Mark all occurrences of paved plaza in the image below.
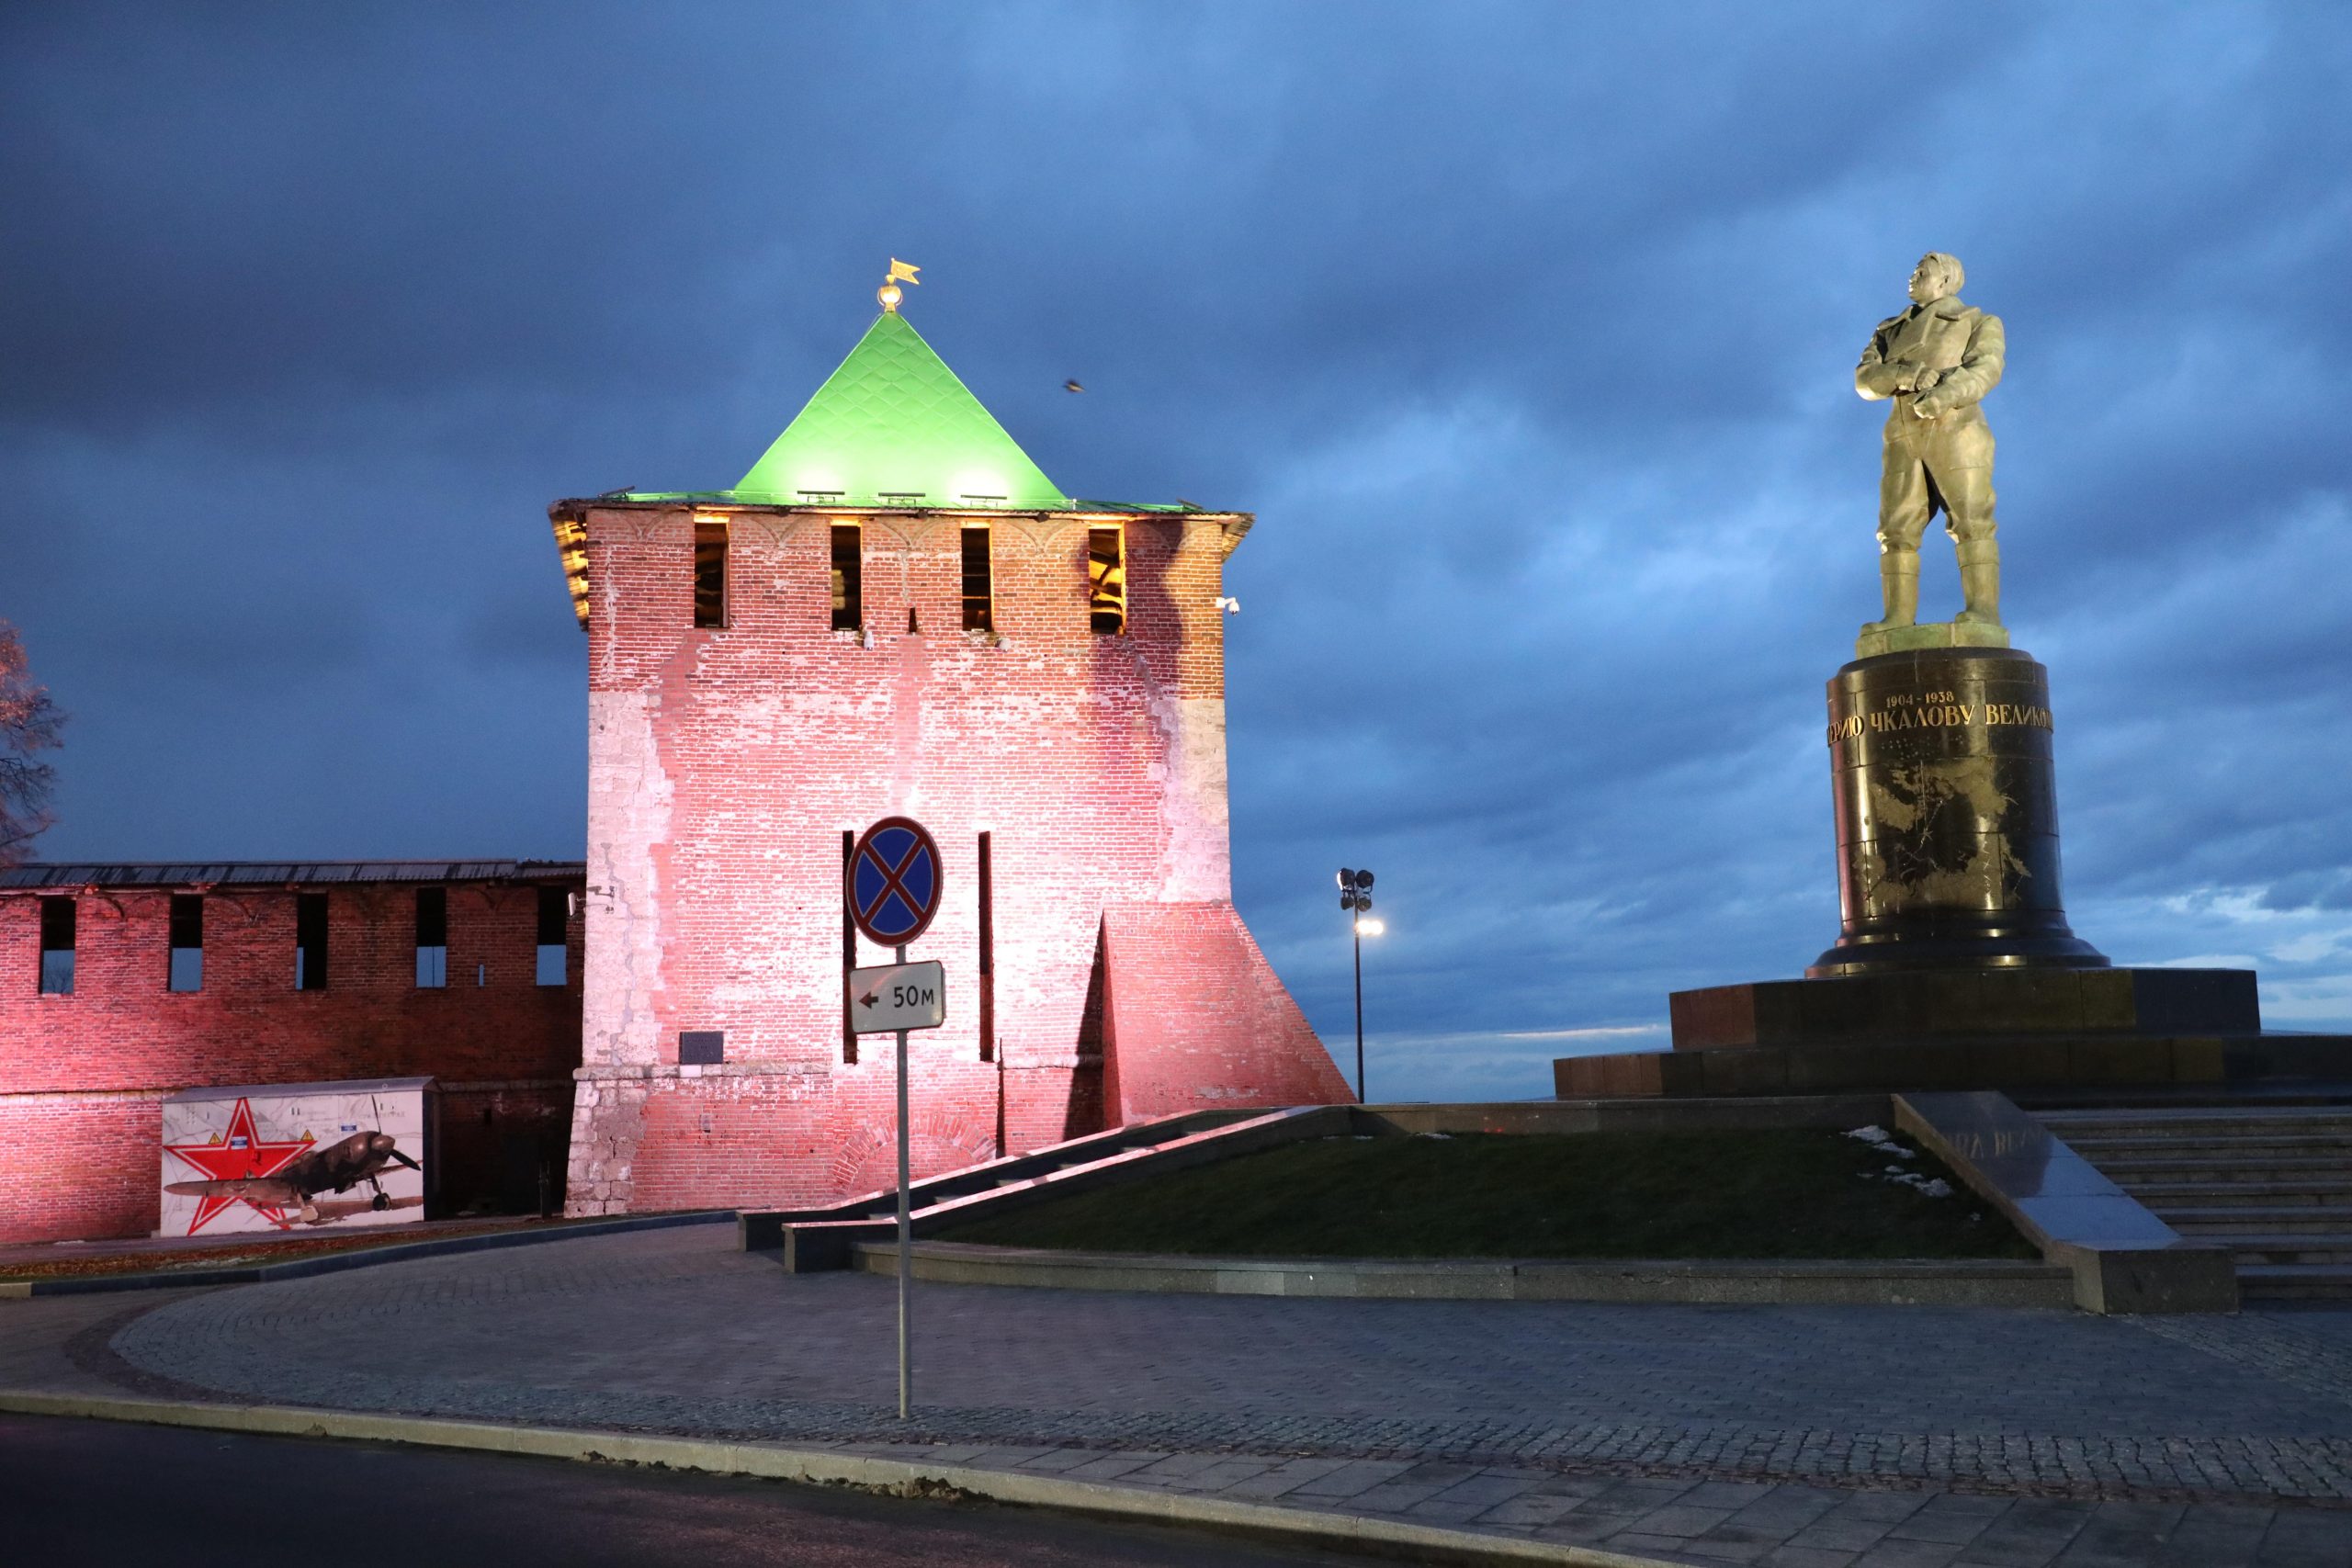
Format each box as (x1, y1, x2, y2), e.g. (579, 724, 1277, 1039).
(6, 1220, 2352, 1565)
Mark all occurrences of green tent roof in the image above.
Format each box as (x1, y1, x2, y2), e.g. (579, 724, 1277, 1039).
(727, 310, 1070, 509)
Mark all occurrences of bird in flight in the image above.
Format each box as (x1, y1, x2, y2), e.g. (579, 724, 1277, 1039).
(1064, 378, 1086, 393)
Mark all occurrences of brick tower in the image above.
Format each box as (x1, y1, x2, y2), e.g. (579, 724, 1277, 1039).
(553, 279, 1348, 1215)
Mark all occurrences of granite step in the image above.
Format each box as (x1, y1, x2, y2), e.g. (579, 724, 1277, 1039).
(2221, 1235, 2352, 1267)
(2121, 1179, 2352, 1206)
(2021, 1086, 2352, 1112)
(2050, 1106, 2352, 1124)
(2163, 1205, 2352, 1235)
(2237, 1262, 2352, 1300)
(2049, 1127, 2352, 1149)
(2060, 1133, 2352, 1161)
(2088, 1154, 2352, 1182)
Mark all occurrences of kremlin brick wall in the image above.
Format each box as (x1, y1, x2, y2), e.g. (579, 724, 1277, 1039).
(0, 873, 582, 1242)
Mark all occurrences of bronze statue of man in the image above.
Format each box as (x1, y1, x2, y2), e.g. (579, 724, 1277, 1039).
(1855, 253, 2006, 634)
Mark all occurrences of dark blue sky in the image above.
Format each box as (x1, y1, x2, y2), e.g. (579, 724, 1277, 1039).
(6, 4, 2349, 1098)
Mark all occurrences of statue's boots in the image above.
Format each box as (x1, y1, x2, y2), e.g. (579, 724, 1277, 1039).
(1955, 538, 2001, 626)
(1861, 549, 1919, 636)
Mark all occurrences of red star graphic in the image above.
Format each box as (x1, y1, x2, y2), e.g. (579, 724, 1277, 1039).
(164, 1097, 312, 1235)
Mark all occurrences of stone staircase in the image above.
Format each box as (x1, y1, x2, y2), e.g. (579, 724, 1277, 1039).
(2033, 1098, 2352, 1302)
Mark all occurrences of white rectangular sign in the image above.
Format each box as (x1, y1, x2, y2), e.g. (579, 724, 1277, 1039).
(849, 961, 946, 1034)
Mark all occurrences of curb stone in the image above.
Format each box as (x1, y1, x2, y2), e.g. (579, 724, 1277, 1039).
(854, 1240, 2074, 1308)
(0, 1390, 1684, 1567)
(0, 1210, 737, 1298)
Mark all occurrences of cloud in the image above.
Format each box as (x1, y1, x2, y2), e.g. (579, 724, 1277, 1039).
(6, 4, 2350, 1099)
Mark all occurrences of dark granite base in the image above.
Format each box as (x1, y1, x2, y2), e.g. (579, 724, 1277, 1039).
(1814, 647, 2108, 974)
(1555, 1032, 2352, 1101)
(1669, 967, 2257, 1051)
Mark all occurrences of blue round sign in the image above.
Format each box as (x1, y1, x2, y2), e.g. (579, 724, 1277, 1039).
(847, 817, 944, 947)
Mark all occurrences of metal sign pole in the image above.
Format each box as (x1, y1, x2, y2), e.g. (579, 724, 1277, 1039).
(1353, 921, 1365, 1103)
(1340, 867, 1375, 1105)
(895, 940, 911, 1421)
(845, 818, 944, 1427)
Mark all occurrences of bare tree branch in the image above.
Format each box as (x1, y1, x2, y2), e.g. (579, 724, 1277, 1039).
(0, 621, 64, 866)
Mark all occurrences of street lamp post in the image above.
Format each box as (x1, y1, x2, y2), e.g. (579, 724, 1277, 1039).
(1338, 868, 1383, 1102)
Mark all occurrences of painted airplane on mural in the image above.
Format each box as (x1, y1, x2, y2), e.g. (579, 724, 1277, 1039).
(164, 1096, 421, 1232)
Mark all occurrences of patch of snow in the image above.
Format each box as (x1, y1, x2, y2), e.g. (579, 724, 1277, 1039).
(1872, 1168, 1956, 1199)
(1848, 1124, 1917, 1163)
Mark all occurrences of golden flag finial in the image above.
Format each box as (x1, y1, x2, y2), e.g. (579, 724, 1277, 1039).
(878, 257, 921, 311)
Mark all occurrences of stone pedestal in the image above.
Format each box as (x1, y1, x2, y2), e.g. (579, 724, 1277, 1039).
(1547, 636, 2315, 1099)
(1671, 967, 2258, 1050)
(1811, 645, 2107, 976)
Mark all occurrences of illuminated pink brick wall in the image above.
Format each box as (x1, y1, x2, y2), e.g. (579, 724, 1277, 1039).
(563, 503, 1348, 1215)
(0, 876, 582, 1242)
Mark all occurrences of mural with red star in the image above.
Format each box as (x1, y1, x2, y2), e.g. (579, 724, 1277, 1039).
(162, 1097, 313, 1234)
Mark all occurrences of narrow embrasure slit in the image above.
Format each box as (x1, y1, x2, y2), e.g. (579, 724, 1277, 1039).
(962, 526, 993, 633)
(693, 520, 729, 628)
(1087, 526, 1125, 635)
(831, 524, 863, 631)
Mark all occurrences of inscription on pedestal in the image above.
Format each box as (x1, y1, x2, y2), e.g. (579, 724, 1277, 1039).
(1827, 692, 2054, 746)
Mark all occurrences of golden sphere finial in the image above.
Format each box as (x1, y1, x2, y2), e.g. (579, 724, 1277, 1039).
(878, 257, 920, 312)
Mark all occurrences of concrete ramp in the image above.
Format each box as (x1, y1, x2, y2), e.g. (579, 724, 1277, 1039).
(744, 1104, 1350, 1269)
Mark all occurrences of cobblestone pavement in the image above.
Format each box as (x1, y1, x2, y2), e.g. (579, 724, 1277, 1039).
(7, 1221, 2352, 1565)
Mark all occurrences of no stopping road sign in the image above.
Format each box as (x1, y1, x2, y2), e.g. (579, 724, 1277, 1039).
(847, 817, 944, 948)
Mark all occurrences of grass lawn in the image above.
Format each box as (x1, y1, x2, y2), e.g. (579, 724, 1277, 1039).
(934, 1128, 2040, 1261)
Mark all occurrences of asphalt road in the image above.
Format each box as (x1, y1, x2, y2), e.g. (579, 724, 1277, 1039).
(0, 1416, 1377, 1568)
